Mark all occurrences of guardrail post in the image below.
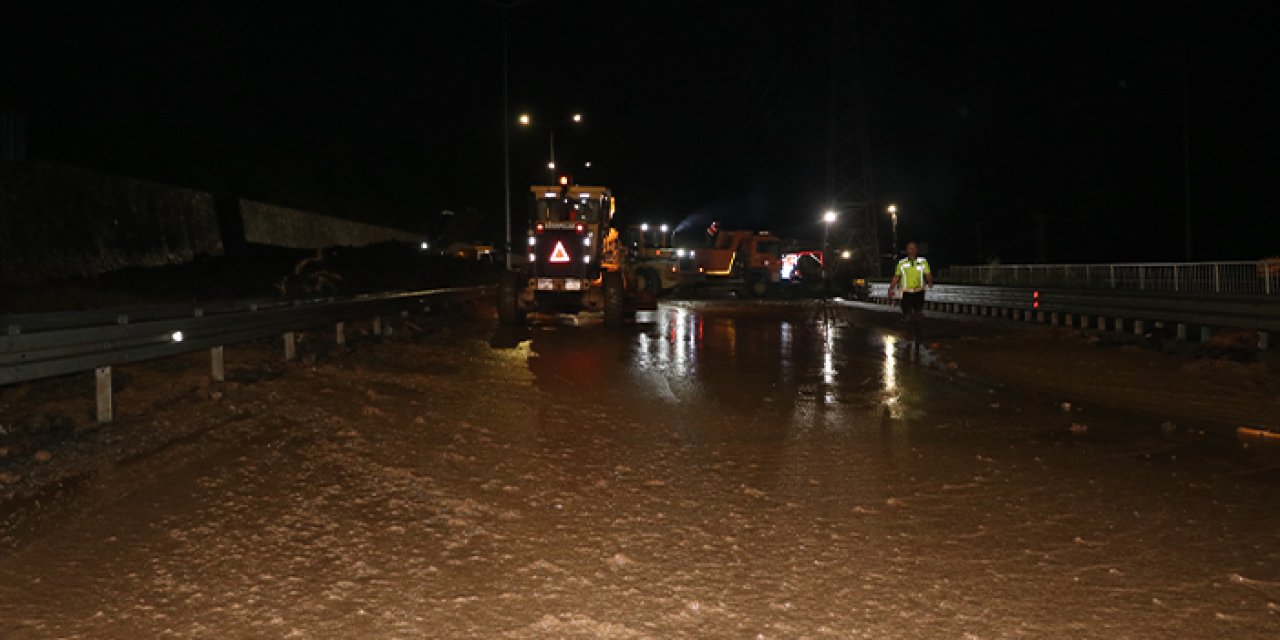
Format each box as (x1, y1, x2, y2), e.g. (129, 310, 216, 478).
(1097, 316, 1106, 331)
(1172, 266, 1179, 292)
(1176, 323, 1187, 341)
(1133, 320, 1144, 336)
(336, 322, 346, 346)
(211, 346, 224, 382)
(1109, 266, 1116, 289)
(1214, 265, 1221, 293)
(1259, 331, 1269, 351)
(1051, 312, 1059, 326)
(1064, 313, 1073, 327)
(284, 332, 297, 361)
(1114, 318, 1124, 333)
(1200, 326, 1212, 343)
(372, 316, 383, 336)
(1267, 263, 1273, 295)
(96, 366, 113, 424)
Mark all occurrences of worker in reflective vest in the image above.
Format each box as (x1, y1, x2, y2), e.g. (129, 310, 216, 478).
(888, 241, 932, 321)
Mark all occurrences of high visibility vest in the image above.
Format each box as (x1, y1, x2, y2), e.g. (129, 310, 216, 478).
(895, 257, 931, 292)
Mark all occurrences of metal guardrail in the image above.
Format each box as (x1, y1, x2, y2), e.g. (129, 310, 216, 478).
(943, 261, 1280, 296)
(1, 286, 489, 422)
(867, 283, 1280, 344)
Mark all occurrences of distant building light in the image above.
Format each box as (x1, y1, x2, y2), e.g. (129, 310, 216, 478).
(171, 331, 184, 343)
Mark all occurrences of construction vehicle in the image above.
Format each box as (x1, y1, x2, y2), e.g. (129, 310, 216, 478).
(619, 222, 680, 295)
(497, 179, 654, 327)
(676, 229, 783, 297)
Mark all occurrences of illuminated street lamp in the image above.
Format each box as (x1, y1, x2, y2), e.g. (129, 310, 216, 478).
(841, 250, 852, 260)
(572, 113, 583, 123)
(518, 113, 531, 125)
(887, 203, 899, 259)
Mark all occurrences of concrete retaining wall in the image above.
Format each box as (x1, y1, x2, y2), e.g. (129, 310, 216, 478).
(0, 162, 223, 285)
(239, 200, 426, 250)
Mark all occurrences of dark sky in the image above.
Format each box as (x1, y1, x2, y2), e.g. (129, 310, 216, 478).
(3, 1, 1277, 264)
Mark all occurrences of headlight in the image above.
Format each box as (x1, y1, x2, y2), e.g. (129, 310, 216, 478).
(676, 249, 687, 257)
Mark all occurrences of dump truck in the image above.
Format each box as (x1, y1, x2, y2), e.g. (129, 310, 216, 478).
(676, 229, 783, 297)
(497, 180, 655, 327)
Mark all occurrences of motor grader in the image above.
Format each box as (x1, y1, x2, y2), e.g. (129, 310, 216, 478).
(497, 180, 656, 327)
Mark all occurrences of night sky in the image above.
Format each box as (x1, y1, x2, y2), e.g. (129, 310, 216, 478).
(2, 1, 1277, 265)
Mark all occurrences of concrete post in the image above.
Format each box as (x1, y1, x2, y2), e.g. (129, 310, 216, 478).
(1200, 326, 1212, 343)
(210, 346, 224, 382)
(284, 332, 296, 361)
(1176, 323, 1187, 340)
(336, 322, 346, 346)
(1133, 320, 1144, 336)
(372, 316, 383, 336)
(1259, 331, 1270, 350)
(95, 366, 113, 424)
(1065, 313, 1073, 327)
(1097, 316, 1106, 331)
(1114, 318, 1124, 333)
(1051, 312, 1059, 326)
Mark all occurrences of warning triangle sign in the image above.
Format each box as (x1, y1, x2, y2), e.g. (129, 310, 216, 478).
(549, 240, 571, 263)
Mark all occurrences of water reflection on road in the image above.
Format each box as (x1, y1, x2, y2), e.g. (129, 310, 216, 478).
(526, 301, 936, 436)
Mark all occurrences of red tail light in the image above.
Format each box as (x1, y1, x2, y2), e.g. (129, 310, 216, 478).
(535, 223, 545, 234)
(575, 223, 585, 234)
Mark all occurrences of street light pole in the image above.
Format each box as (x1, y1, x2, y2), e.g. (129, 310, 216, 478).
(887, 203, 899, 261)
(501, 8, 512, 269)
(548, 130, 556, 182)
(822, 210, 837, 285)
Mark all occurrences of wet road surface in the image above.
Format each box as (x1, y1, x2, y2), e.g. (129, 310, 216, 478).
(1, 300, 1278, 638)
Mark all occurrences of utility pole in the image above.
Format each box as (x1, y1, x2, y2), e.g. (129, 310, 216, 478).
(1181, 41, 1193, 261)
(502, 7, 512, 268)
(825, 0, 880, 276)
(1036, 214, 1048, 263)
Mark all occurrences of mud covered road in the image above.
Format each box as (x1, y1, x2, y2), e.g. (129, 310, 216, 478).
(1, 301, 1278, 638)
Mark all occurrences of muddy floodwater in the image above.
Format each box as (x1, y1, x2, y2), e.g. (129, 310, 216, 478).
(1, 301, 1278, 638)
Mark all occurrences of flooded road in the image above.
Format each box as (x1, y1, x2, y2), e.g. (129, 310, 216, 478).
(1, 301, 1278, 638)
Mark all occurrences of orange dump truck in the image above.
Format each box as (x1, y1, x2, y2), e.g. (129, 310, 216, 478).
(676, 230, 782, 297)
